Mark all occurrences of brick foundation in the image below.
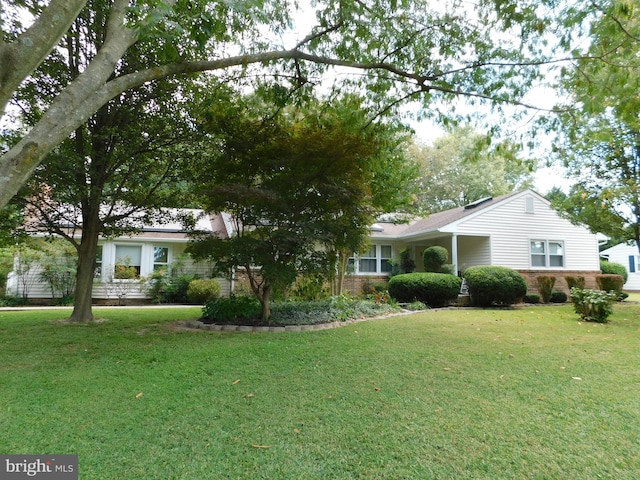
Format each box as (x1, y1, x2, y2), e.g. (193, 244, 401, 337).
(516, 270, 600, 294)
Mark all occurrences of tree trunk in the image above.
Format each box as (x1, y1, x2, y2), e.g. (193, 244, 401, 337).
(68, 207, 101, 322)
(259, 284, 272, 322)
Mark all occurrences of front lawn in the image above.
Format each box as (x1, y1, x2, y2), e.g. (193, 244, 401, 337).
(1, 304, 639, 479)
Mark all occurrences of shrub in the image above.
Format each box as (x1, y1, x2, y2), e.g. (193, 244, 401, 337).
(595, 274, 625, 295)
(186, 278, 221, 304)
(524, 293, 540, 304)
(201, 294, 261, 324)
(550, 290, 568, 303)
(536, 275, 556, 303)
(570, 287, 617, 323)
(464, 265, 527, 307)
(565, 276, 585, 290)
(399, 249, 416, 274)
(423, 246, 449, 273)
(600, 260, 628, 283)
(387, 272, 462, 307)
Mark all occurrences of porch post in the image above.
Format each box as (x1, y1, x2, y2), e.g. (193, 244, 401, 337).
(451, 234, 459, 275)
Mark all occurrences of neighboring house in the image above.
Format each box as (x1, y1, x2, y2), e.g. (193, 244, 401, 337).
(600, 242, 640, 291)
(344, 189, 604, 295)
(6, 209, 233, 303)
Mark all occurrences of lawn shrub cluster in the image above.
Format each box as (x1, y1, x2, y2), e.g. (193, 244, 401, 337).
(600, 260, 628, 282)
(146, 269, 200, 304)
(536, 275, 556, 303)
(200, 294, 400, 326)
(550, 291, 568, 303)
(464, 265, 526, 307)
(570, 287, 618, 323)
(387, 272, 462, 307)
(596, 274, 625, 294)
(186, 279, 221, 304)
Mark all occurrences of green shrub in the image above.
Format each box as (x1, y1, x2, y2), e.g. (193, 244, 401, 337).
(464, 265, 527, 307)
(570, 287, 617, 323)
(600, 260, 628, 283)
(536, 275, 556, 303)
(595, 274, 625, 295)
(290, 274, 329, 301)
(550, 290, 568, 303)
(387, 272, 462, 307)
(186, 278, 221, 305)
(524, 293, 540, 304)
(565, 276, 585, 290)
(399, 249, 416, 274)
(423, 246, 449, 273)
(201, 294, 261, 324)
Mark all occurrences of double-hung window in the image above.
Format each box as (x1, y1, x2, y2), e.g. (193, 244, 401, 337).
(153, 247, 169, 271)
(530, 240, 564, 268)
(350, 245, 393, 274)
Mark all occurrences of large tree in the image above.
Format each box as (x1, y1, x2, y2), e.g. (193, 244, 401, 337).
(409, 126, 536, 213)
(12, 2, 206, 322)
(1, 0, 595, 209)
(550, 0, 640, 252)
(187, 92, 418, 320)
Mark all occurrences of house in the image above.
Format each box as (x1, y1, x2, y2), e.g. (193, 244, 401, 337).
(600, 242, 640, 291)
(5, 209, 233, 303)
(344, 189, 603, 295)
(7, 189, 604, 302)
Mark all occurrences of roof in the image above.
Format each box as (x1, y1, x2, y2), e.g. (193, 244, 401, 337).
(371, 190, 526, 239)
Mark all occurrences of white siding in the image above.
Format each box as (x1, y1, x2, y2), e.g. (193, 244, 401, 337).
(452, 192, 600, 271)
(600, 243, 640, 291)
(457, 235, 491, 270)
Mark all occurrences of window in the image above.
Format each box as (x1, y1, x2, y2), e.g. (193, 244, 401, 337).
(530, 240, 564, 268)
(630, 255, 639, 273)
(115, 245, 142, 278)
(95, 245, 103, 279)
(350, 244, 393, 274)
(153, 247, 169, 271)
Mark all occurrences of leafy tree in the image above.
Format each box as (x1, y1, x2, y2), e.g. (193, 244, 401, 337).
(1, 0, 595, 209)
(11, 3, 206, 322)
(410, 126, 536, 212)
(551, 1, 640, 253)
(187, 92, 418, 320)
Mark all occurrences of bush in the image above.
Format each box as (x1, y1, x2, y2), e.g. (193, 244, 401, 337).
(201, 294, 261, 324)
(570, 287, 617, 323)
(600, 260, 628, 283)
(565, 276, 585, 290)
(550, 290, 568, 303)
(399, 249, 416, 274)
(387, 272, 462, 307)
(536, 275, 556, 303)
(186, 278, 221, 304)
(595, 274, 625, 295)
(464, 265, 527, 307)
(423, 246, 449, 273)
(147, 270, 199, 304)
(524, 293, 540, 304)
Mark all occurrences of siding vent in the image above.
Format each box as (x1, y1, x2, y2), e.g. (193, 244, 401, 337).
(525, 196, 534, 213)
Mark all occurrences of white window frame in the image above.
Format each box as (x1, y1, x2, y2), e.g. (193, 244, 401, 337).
(530, 240, 565, 268)
(114, 244, 143, 279)
(349, 244, 393, 275)
(153, 246, 170, 272)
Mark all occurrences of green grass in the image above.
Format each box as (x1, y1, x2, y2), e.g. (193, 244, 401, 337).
(1, 304, 640, 479)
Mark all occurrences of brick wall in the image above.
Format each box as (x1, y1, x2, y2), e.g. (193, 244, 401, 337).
(517, 270, 600, 294)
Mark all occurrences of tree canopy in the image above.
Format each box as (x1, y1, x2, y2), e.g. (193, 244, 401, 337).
(0, 0, 597, 209)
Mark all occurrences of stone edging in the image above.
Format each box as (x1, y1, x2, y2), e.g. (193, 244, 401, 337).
(181, 310, 418, 333)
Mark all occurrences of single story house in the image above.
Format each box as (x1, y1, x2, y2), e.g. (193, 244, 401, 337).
(600, 242, 640, 291)
(343, 189, 604, 295)
(6, 189, 604, 302)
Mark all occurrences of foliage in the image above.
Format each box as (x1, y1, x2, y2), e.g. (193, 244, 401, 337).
(423, 246, 449, 273)
(595, 274, 625, 295)
(387, 273, 462, 307)
(186, 279, 222, 305)
(289, 274, 330, 302)
(464, 265, 527, 307)
(564, 276, 585, 290)
(399, 248, 416, 274)
(524, 293, 541, 304)
(600, 260, 628, 283)
(146, 269, 199, 304)
(188, 92, 418, 320)
(570, 287, 618, 323)
(536, 275, 556, 303)
(201, 294, 263, 324)
(409, 127, 536, 213)
(550, 291, 568, 303)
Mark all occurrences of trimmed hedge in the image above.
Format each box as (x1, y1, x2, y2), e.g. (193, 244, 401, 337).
(387, 272, 462, 307)
(565, 276, 585, 290)
(550, 290, 568, 303)
(464, 265, 527, 307)
(595, 274, 625, 294)
(187, 278, 222, 304)
(600, 260, 628, 282)
(536, 275, 556, 303)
